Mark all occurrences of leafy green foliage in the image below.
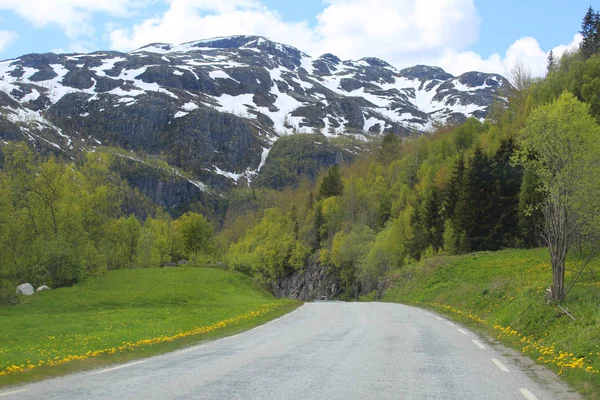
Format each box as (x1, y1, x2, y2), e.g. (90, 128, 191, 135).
(254, 134, 351, 189)
(227, 208, 310, 284)
(331, 225, 375, 299)
(0, 145, 217, 302)
(319, 164, 344, 199)
(514, 92, 600, 300)
(377, 133, 402, 164)
(172, 212, 215, 259)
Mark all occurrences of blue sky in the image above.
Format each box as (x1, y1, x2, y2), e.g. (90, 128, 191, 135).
(0, 0, 588, 76)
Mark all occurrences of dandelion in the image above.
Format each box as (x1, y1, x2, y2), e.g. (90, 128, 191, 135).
(1, 302, 290, 377)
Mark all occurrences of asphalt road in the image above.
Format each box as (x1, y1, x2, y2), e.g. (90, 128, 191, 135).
(0, 302, 580, 400)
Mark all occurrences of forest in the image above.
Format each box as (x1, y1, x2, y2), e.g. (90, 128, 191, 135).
(2, 8, 600, 304)
(220, 12, 600, 301)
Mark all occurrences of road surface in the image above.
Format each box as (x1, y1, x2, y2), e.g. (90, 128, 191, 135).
(0, 302, 580, 400)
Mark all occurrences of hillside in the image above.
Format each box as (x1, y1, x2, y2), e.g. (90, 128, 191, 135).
(382, 249, 600, 398)
(0, 267, 298, 385)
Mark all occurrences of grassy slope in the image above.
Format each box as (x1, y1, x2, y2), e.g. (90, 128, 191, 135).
(382, 248, 600, 399)
(0, 267, 299, 386)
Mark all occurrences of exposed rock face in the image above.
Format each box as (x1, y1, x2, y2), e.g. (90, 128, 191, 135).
(109, 155, 225, 217)
(272, 260, 340, 301)
(16, 283, 34, 296)
(0, 35, 512, 194)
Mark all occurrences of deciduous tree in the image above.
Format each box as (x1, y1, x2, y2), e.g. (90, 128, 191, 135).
(514, 92, 600, 300)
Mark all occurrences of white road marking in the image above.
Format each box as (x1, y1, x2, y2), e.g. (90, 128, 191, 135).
(436, 316, 444, 321)
(445, 321, 456, 326)
(472, 340, 486, 349)
(416, 310, 424, 314)
(519, 388, 538, 400)
(492, 358, 509, 372)
(425, 312, 432, 316)
(457, 329, 468, 335)
(0, 389, 29, 397)
(88, 360, 146, 375)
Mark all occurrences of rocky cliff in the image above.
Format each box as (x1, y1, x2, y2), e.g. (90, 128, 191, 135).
(272, 260, 340, 301)
(0, 35, 512, 193)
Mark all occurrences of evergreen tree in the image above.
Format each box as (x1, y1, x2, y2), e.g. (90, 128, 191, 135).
(313, 202, 324, 250)
(290, 205, 299, 240)
(408, 204, 427, 260)
(319, 165, 344, 198)
(377, 133, 402, 164)
(440, 154, 467, 254)
(423, 188, 444, 252)
(376, 195, 392, 228)
(580, 7, 600, 59)
(547, 50, 556, 73)
(488, 139, 523, 248)
(455, 148, 495, 251)
(442, 153, 465, 220)
(307, 191, 314, 210)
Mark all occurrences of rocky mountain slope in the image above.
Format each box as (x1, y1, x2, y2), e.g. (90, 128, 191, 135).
(0, 35, 511, 189)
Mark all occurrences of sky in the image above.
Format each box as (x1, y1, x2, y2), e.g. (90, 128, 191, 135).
(0, 0, 589, 77)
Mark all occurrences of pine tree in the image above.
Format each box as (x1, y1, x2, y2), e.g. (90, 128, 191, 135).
(488, 139, 523, 249)
(580, 7, 600, 59)
(307, 191, 314, 210)
(377, 133, 402, 164)
(290, 205, 299, 240)
(376, 195, 392, 228)
(423, 188, 444, 252)
(455, 148, 495, 251)
(547, 50, 556, 73)
(319, 165, 344, 198)
(312, 202, 324, 250)
(441, 153, 465, 220)
(408, 205, 427, 260)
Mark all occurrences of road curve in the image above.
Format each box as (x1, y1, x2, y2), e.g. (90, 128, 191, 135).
(1, 302, 579, 400)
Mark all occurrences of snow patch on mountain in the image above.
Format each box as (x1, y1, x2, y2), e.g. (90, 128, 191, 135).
(0, 35, 512, 188)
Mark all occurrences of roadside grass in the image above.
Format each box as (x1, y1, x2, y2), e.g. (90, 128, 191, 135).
(0, 267, 300, 386)
(382, 248, 600, 399)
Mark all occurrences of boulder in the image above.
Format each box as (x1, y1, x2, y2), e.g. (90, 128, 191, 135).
(177, 260, 188, 265)
(164, 262, 177, 267)
(16, 283, 34, 296)
(36, 285, 51, 292)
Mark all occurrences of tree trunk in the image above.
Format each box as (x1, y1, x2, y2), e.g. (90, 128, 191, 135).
(545, 199, 569, 301)
(551, 254, 566, 301)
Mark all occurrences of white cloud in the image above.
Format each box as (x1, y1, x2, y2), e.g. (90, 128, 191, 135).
(438, 34, 582, 77)
(5, 0, 579, 78)
(108, 0, 316, 52)
(107, 0, 479, 60)
(0, 30, 18, 52)
(310, 0, 480, 62)
(0, 0, 146, 38)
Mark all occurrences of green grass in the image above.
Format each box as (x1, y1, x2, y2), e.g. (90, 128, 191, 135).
(382, 248, 600, 399)
(0, 267, 299, 386)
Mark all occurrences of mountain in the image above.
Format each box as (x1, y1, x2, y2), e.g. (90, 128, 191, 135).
(0, 35, 511, 191)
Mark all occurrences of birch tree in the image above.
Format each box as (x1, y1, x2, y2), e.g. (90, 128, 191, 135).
(514, 92, 600, 301)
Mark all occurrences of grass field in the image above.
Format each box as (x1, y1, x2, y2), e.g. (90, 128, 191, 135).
(0, 267, 299, 386)
(382, 248, 600, 399)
